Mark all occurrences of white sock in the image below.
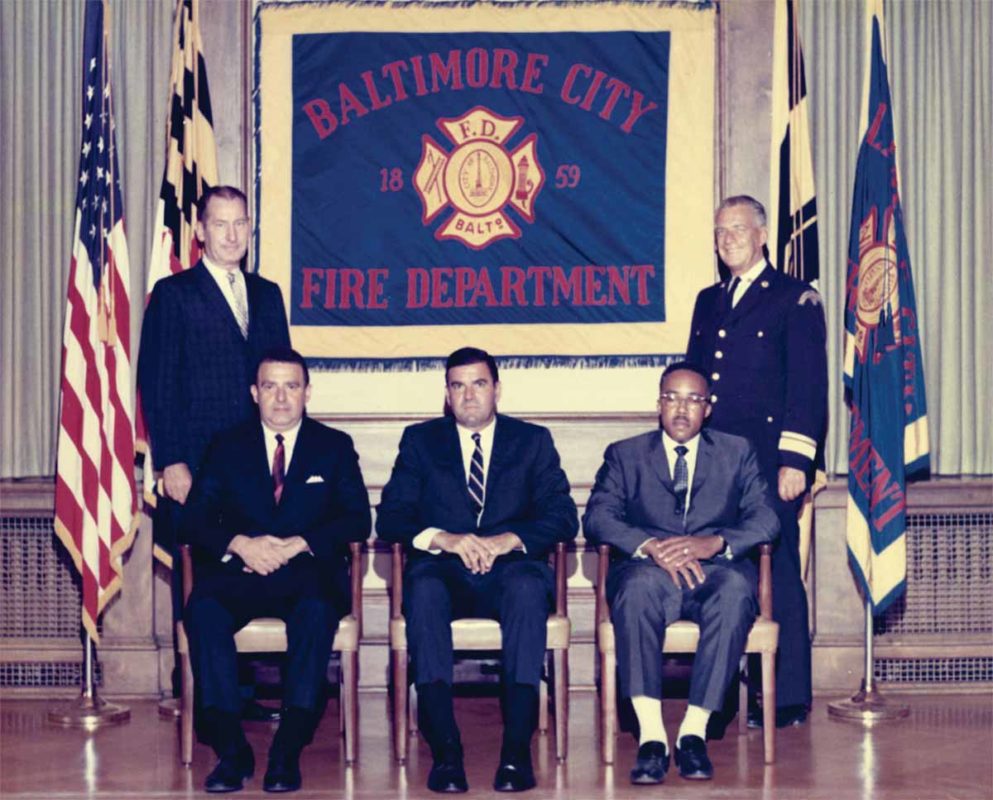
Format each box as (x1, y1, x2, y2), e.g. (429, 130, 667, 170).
(677, 704, 711, 746)
(631, 696, 668, 747)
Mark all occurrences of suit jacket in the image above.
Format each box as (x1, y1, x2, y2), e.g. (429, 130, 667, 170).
(582, 428, 779, 564)
(183, 416, 371, 585)
(376, 414, 578, 559)
(686, 264, 827, 480)
(137, 261, 290, 473)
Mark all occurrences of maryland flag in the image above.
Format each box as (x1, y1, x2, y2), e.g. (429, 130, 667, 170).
(55, 0, 138, 643)
(769, 0, 819, 285)
(770, 0, 823, 576)
(844, 0, 930, 613)
(137, 0, 218, 566)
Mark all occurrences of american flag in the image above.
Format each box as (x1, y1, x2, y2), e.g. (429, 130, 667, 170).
(844, 0, 930, 612)
(54, 0, 138, 644)
(769, 0, 819, 286)
(136, 0, 218, 567)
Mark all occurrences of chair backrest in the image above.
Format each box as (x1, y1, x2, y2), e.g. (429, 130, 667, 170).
(179, 540, 365, 634)
(593, 542, 774, 625)
(389, 541, 569, 619)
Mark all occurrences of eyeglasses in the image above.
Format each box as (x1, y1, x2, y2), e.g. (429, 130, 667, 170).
(659, 392, 709, 408)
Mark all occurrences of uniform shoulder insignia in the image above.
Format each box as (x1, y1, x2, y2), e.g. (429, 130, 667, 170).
(797, 288, 822, 306)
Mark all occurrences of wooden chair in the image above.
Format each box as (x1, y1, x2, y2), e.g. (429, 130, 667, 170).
(389, 542, 570, 764)
(595, 543, 779, 765)
(176, 541, 364, 766)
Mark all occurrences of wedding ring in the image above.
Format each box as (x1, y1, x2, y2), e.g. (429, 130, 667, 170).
(683, 547, 689, 554)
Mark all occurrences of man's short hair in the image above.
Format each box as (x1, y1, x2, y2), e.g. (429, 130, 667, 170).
(197, 185, 248, 220)
(445, 347, 499, 384)
(256, 346, 310, 386)
(716, 195, 767, 227)
(660, 361, 711, 390)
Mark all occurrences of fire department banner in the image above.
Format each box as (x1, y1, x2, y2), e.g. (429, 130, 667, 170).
(255, 1, 715, 364)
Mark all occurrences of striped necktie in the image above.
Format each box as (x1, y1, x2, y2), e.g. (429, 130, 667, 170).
(467, 432, 485, 517)
(272, 433, 285, 504)
(227, 271, 249, 338)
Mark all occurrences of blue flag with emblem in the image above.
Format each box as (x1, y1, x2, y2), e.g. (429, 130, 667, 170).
(843, 0, 930, 614)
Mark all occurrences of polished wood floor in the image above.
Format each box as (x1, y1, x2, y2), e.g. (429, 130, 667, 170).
(1, 692, 990, 799)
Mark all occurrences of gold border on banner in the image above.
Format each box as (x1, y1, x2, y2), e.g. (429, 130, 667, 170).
(256, 1, 716, 360)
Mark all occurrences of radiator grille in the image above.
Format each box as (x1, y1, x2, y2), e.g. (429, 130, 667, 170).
(0, 516, 88, 638)
(0, 662, 101, 688)
(874, 512, 993, 636)
(875, 657, 992, 684)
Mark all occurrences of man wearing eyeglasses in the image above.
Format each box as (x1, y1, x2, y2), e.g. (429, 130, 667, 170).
(584, 362, 779, 784)
(686, 195, 827, 730)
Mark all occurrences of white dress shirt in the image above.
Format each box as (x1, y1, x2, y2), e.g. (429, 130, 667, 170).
(413, 417, 496, 553)
(202, 256, 248, 323)
(729, 258, 767, 308)
(262, 419, 302, 475)
(634, 431, 701, 557)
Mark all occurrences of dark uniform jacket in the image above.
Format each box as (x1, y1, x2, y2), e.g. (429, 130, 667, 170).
(686, 263, 827, 480)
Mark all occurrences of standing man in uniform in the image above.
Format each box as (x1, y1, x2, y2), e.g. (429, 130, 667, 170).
(138, 185, 291, 719)
(377, 347, 578, 794)
(686, 195, 827, 728)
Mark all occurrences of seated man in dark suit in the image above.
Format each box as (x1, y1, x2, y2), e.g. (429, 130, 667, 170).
(377, 347, 579, 794)
(183, 347, 371, 794)
(583, 362, 779, 785)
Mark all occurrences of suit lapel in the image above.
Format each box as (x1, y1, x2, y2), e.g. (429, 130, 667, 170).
(690, 432, 713, 502)
(727, 264, 773, 323)
(648, 433, 676, 497)
(245, 423, 275, 510)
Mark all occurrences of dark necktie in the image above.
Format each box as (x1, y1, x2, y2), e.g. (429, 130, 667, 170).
(673, 445, 689, 519)
(272, 433, 285, 504)
(467, 432, 485, 517)
(726, 276, 741, 308)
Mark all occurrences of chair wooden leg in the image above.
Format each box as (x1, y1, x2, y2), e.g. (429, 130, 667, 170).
(392, 649, 409, 764)
(342, 649, 358, 765)
(761, 651, 776, 764)
(738, 655, 748, 735)
(538, 671, 549, 734)
(600, 650, 617, 765)
(179, 643, 194, 766)
(553, 648, 568, 763)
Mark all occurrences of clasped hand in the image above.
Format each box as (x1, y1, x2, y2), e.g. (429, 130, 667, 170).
(431, 531, 522, 574)
(228, 534, 310, 576)
(641, 534, 724, 589)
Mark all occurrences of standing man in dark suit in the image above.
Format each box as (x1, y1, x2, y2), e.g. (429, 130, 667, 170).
(377, 347, 578, 794)
(584, 362, 778, 784)
(138, 185, 290, 719)
(686, 194, 827, 728)
(183, 347, 371, 793)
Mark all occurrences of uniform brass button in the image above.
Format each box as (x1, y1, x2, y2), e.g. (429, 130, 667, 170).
(715, 350, 724, 359)
(757, 331, 764, 338)
(711, 372, 720, 381)
(710, 394, 718, 403)
(718, 329, 727, 338)
(767, 416, 774, 423)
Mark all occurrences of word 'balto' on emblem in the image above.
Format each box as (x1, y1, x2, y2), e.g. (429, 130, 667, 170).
(414, 106, 544, 250)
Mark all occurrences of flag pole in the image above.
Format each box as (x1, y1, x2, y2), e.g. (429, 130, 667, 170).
(48, 632, 130, 729)
(827, 597, 909, 722)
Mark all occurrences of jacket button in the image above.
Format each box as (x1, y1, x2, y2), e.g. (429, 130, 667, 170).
(757, 330, 764, 338)
(711, 372, 720, 381)
(718, 329, 727, 338)
(715, 350, 724, 359)
(767, 416, 774, 423)
(710, 394, 718, 404)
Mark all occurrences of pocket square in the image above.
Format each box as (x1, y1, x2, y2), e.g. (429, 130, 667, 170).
(305, 474, 325, 484)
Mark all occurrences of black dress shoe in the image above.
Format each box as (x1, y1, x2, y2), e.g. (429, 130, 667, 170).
(263, 751, 302, 793)
(204, 747, 255, 793)
(630, 740, 669, 785)
(427, 739, 468, 794)
(493, 759, 536, 792)
(675, 735, 713, 780)
(242, 700, 282, 723)
(747, 703, 809, 729)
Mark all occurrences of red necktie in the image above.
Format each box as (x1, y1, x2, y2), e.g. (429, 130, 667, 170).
(272, 433, 285, 504)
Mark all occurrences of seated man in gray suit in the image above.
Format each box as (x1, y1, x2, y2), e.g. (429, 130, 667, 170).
(583, 362, 778, 784)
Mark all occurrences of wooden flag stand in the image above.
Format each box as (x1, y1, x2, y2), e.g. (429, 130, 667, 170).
(48, 633, 130, 729)
(827, 599, 909, 723)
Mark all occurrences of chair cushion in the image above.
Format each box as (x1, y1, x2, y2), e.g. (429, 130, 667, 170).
(228, 615, 358, 653)
(390, 614, 570, 650)
(597, 618, 778, 655)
